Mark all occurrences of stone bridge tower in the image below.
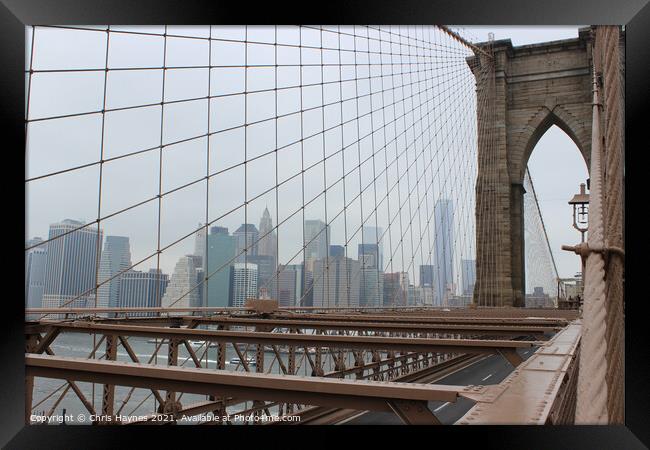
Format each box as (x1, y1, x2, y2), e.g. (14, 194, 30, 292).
(468, 28, 595, 307)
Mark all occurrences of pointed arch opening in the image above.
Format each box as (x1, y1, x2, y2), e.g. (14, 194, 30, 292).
(524, 124, 589, 303)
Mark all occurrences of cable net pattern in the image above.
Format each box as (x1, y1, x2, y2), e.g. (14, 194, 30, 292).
(523, 167, 560, 307)
(25, 25, 481, 317)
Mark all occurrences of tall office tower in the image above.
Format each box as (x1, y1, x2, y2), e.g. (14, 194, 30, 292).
(25, 237, 47, 318)
(206, 226, 236, 307)
(304, 219, 329, 262)
(407, 284, 420, 306)
(96, 236, 131, 310)
(419, 265, 435, 287)
(248, 254, 276, 299)
(193, 223, 207, 268)
(42, 219, 103, 309)
(329, 245, 345, 259)
(257, 207, 277, 260)
(421, 286, 435, 306)
(195, 266, 208, 307)
(118, 269, 169, 317)
(461, 259, 477, 296)
(229, 263, 258, 307)
(25, 237, 47, 310)
(161, 255, 202, 309)
(434, 199, 454, 305)
(358, 243, 383, 307)
(312, 254, 360, 308)
(277, 264, 303, 307)
(304, 219, 329, 307)
(383, 272, 409, 306)
(303, 268, 314, 307)
(233, 223, 259, 263)
(362, 226, 384, 270)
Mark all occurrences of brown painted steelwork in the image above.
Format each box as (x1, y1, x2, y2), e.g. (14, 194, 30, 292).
(26, 322, 537, 355)
(456, 320, 581, 425)
(26, 354, 473, 412)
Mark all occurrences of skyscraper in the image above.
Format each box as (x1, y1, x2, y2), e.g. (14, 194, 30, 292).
(358, 243, 383, 307)
(256, 207, 278, 299)
(383, 272, 409, 307)
(419, 265, 435, 288)
(434, 199, 454, 305)
(25, 237, 47, 309)
(304, 220, 329, 307)
(362, 226, 384, 270)
(161, 255, 202, 309)
(304, 219, 329, 262)
(312, 253, 360, 308)
(229, 263, 258, 307)
(329, 245, 345, 259)
(42, 219, 103, 309)
(461, 259, 476, 296)
(193, 223, 207, 268)
(119, 269, 169, 316)
(248, 254, 277, 299)
(206, 226, 237, 307)
(277, 264, 303, 307)
(257, 207, 277, 261)
(233, 223, 259, 263)
(97, 236, 131, 310)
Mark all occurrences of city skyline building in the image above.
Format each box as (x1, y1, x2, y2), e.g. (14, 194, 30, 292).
(248, 254, 277, 300)
(42, 219, 103, 309)
(312, 254, 360, 308)
(257, 207, 277, 260)
(462, 259, 477, 296)
(161, 255, 202, 309)
(97, 236, 131, 310)
(25, 237, 47, 309)
(359, 243, 383, 307)
(329, 244, 345, 259)
(277, 264, 303, 307)
(118, 269, 169, 316)
(362, 226, 384, 270)
(229, 262, 258, 307)
(304, 220, 329, 307)
(206, 226, 236, 308)
(383, 272, 409, 307)
(193, 223, 207, 276)
(434, 199, 455, 305)
(233, 223, 259, 263)
(419, 264, 435, 288)
(304, 219, 329, 262)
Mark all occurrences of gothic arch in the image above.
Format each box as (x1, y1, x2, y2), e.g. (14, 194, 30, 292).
(515, 105, 591, 184)
(469, 30, 595, 306)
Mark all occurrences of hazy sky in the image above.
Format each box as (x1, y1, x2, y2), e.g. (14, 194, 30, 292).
(25, 25, 589, 289)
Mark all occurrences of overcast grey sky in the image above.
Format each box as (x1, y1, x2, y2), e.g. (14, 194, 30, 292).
(25, 25, 589, 289)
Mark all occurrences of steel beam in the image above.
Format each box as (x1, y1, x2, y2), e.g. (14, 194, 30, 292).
(26, 354, 468, 412)
(170, 317, 560, 336)
(387, 399, 442, 425)
(30, 322, 537, 356)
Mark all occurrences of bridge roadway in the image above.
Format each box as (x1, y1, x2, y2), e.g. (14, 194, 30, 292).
(342, 346, 536, 425)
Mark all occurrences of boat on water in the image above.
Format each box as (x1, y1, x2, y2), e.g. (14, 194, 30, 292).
(188, 340, 219, 348)
(228, 357, 256, 366)
(147, 339, 217, 348)
(263, 346, 317, 355)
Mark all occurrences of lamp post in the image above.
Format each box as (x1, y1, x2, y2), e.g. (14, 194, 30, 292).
(568, 183, 590, 242)
(561, 183, 590, 310)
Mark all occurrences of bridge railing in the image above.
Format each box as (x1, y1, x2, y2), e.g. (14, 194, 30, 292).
(25, 307, 578, 425)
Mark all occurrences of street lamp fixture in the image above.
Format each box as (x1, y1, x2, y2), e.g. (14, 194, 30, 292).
(568, 183, 589, 242)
